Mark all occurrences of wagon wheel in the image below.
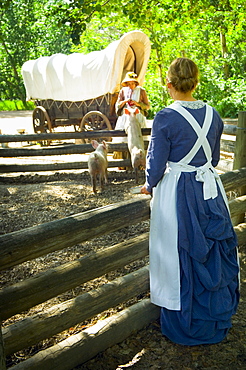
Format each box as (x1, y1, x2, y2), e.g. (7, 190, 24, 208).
(33, 106, 52, 145)
(79, 111, 112, 143)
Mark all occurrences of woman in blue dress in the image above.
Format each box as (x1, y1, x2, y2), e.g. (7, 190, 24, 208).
(141, 58, 239, 345)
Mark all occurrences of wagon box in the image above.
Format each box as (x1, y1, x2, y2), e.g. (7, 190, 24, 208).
(21, 31, 151, 136)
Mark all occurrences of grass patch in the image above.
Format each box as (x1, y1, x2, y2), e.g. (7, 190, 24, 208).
(0, 100, 35, 111)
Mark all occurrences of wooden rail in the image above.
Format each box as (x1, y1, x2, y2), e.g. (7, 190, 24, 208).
(0, 124, 236, 144)
(6, 299, 160, 370)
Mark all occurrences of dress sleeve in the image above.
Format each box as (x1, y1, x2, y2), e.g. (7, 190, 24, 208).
(145, 111, 171, 193)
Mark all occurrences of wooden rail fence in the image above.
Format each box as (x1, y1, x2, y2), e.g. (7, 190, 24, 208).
(0, 167, 246, 370)
(0, 113, 245, 174)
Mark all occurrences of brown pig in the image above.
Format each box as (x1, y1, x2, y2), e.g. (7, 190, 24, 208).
(88, 140, 108, 193)
(124, 108, 146, 184)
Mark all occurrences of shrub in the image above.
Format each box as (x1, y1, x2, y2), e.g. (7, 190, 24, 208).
(0, 100, 35, 111)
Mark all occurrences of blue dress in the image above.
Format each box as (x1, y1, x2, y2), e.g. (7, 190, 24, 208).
(145, 100, 239, 346)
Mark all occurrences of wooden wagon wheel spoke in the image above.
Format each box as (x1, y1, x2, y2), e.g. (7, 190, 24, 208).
(91, 116, 98, 129)
(32, 106, 52, 146)
(98, 115, 108, 130)
(79, 111, 112, 143)
(93, 114, 103, 130)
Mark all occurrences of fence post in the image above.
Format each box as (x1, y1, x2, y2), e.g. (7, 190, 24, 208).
(232, 111, 246, 225)
(0, 324, 6, 370)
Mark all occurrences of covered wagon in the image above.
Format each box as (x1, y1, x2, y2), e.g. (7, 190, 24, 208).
(21, 30, 151, 135)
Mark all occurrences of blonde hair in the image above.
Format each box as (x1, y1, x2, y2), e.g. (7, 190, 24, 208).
(167, 58, 199, 93)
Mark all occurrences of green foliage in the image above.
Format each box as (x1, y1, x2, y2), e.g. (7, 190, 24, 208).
(71, 22, 128, 53)
(195, 64, 246, 117)
(0, 0, 72, 101)
(0, 100, 35, 111)
(212, 79, 246, 118)
(0, 0, 245, 118)
(46, 0, 111, 44)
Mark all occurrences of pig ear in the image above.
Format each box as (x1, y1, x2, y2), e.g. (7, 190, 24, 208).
(102, 140, 107, 149)
(124, 108, 130, 115)
(91, 140, 99, 149)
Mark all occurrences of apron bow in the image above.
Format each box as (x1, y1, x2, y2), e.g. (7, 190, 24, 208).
(195, 162, 219, 200)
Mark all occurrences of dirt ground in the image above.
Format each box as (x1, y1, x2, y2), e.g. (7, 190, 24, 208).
(0, 169, 245, 370)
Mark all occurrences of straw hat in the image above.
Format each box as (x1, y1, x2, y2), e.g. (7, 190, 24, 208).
(121, 71, 139, 87)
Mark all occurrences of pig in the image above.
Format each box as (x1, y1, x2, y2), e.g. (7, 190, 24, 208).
(88, 140, 108, 193)
(124, 107, 146, 184)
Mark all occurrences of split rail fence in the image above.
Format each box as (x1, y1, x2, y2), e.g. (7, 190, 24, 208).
(0, 113, 244, 175)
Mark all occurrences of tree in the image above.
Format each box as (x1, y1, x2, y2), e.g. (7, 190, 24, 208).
(0, 0, 72, 101)
(0, 0, 245, 116)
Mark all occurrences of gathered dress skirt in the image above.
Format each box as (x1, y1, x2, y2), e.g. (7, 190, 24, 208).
(158, 172, 239, 345)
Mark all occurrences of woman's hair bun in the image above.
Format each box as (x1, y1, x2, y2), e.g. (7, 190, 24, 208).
(167, 58, 199, 93)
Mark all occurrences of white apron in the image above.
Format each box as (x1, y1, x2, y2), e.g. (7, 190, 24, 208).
(149, 102, 229, 309)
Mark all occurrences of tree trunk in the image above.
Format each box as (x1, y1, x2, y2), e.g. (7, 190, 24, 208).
(0, 32, 25, 100)
(220, 31, 229, 78)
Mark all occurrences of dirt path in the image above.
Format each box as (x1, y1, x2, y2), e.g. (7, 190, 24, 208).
(0, 110, 33, 135)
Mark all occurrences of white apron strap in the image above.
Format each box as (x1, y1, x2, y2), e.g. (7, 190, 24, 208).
(169, 103, 229, 209)
(169, 103, 213, 164)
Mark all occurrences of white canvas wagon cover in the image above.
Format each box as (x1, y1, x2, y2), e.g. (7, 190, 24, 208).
(21, 30, 151, 102)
